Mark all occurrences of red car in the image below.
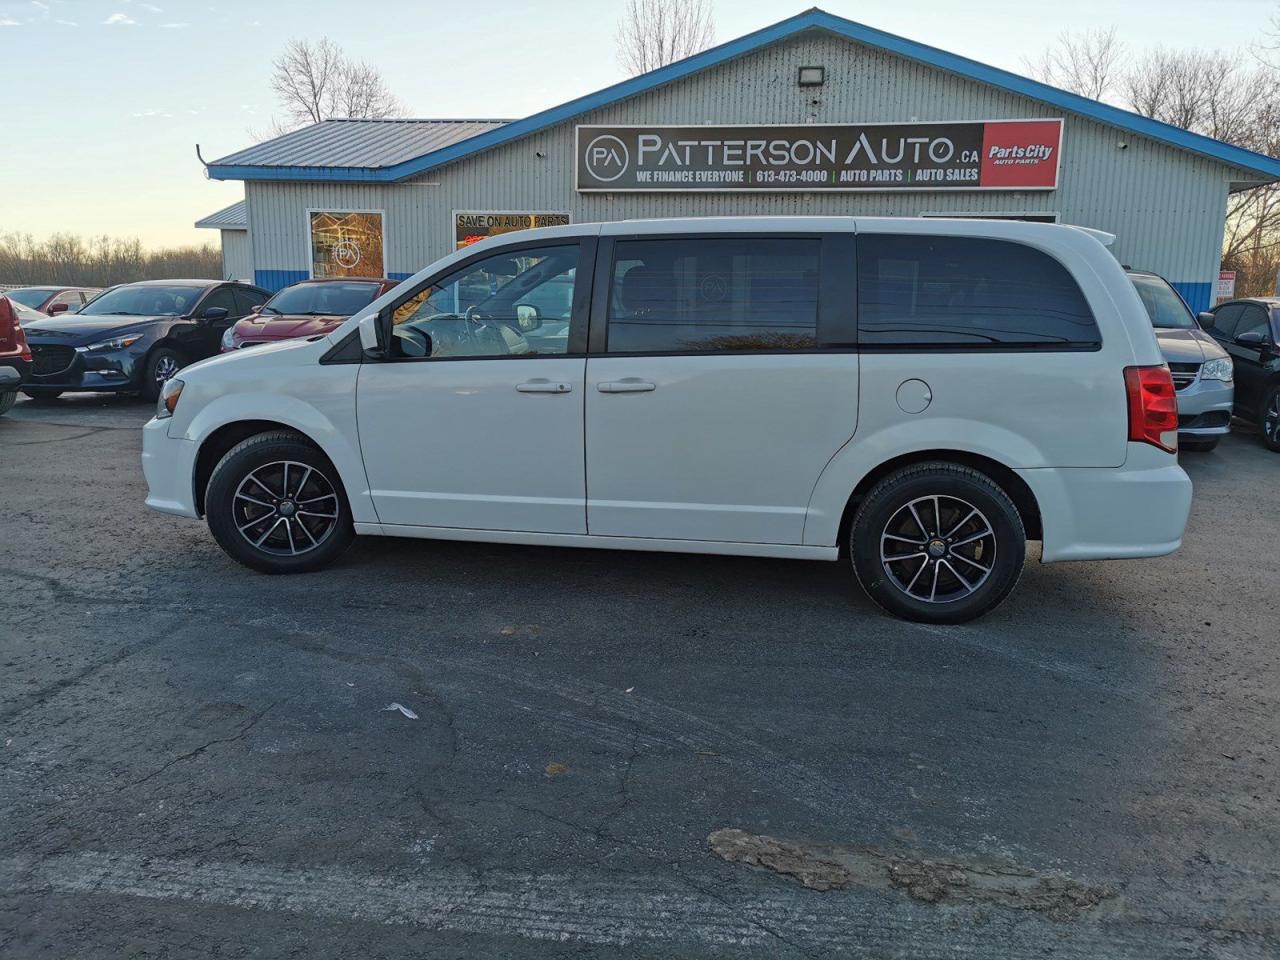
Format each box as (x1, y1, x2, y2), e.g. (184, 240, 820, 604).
(221, 277, 400, 352)
(4, 286, 101, 315)
(0, 296, 36, 416)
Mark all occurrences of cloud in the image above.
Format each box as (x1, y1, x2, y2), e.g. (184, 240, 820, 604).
(131, 108, 173, 119)
(136, 2, 162, 12)
(160, 21, 189, 28)
(54, 19, 77, 26)
(0, 18, 20, 27)
(103, 12, 136, 25)
(30, 1, 49, 11)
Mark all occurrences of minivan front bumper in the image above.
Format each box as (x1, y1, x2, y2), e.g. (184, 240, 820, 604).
(1016, 444, 1192, 563)
(142, 416, 200, 518)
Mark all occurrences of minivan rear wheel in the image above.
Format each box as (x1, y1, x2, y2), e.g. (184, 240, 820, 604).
(206, 431, 355, 574)
(850, 462, 1025, 624)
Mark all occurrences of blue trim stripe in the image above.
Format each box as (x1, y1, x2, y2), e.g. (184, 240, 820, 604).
(255, 269, 308, 292)
(1171, 281, 1213, 315)
(207, 8, 1280, 185)
(388, 272, 415, 282)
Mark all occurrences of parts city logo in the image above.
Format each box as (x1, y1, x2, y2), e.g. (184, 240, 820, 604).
(585, 134, 630, 182)
(979, 120, 1062, 189)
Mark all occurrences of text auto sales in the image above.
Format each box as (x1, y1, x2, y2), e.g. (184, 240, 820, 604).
(632, 133, 1000, 185)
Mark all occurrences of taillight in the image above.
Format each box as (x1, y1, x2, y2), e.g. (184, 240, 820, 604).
(1124, 364, 1179, 454)
(16, 323, 31, 362)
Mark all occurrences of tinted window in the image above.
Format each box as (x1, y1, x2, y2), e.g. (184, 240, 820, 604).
(200, 286, 241, 317)
(1209, 303, 1243, 340)
(233, 286, 267, 316)
(6, 288, 55, 309)
(857, 235, 1100, 348)
(391, 244, 580, 358)
(606, 238, 820, 353)
(1237, 305, 1272, 342)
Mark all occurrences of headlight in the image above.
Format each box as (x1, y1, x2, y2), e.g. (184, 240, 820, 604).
(1201, 356, 1234, 382)
(156, 378, 184, 419)
(221, 327, 237, 350)
(77, 334, 143, 353)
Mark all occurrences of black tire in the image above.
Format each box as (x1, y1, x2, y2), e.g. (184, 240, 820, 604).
(205, 431, 355, 574)
(0, 391, 15, 416)
(1261, 386, 1280, 452)
(850, 462, 1026, 625)
(22, 390, 61, 401)
(1180, 437, 1220, 453)
(140, 347, 184, 402)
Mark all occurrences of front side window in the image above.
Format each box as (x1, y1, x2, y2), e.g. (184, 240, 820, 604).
(1236, 305, 1272, 343)
(857, 235, 1100, 348)
(1209, 303, 1243, 340)
(199, 286, 241, 317)
(606, 238, 820, 353)
(391, 244, 580, 359)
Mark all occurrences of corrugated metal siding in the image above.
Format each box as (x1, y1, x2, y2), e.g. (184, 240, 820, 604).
(246, 31, 1243, 297)
(220, 230, 252, 281)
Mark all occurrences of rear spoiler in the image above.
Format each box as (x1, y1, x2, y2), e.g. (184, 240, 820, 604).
(1064, 224, 1117, 247)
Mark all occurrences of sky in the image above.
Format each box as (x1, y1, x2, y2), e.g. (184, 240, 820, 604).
(0, 0, 1274, 248)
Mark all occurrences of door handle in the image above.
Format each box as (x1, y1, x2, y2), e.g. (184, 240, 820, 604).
(516, 379, 573, 394)
(597, 379, 656, 393)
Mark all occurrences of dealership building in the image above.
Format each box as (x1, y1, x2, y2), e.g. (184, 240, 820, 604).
(196, 7, 1280, 311)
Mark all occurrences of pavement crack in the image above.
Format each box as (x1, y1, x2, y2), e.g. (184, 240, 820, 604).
(122, 700, 280, 790)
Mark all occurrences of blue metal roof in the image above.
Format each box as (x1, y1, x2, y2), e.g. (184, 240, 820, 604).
(194, 199, 247, 230)
(205, 7, 1280, 184)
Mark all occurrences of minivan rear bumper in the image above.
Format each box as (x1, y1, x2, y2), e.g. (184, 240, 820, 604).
(1016, 444, 1192, 563)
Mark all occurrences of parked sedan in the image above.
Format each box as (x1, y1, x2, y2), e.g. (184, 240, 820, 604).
(0, 296, 38, 416)
(1127, 270, 1235, 452)
(4, 286, 101, 315)
(1199, 297, 1280, 451)
(22, 279, 270, 401)
(221, 278, 400, 352)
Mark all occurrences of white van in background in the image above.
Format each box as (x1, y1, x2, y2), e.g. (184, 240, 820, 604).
(142, 217, 1191, 623)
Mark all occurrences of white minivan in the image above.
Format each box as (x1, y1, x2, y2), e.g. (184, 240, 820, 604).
(142, 217, 1192, 623)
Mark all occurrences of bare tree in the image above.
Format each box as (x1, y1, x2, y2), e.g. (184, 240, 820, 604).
(616, 0, 715, 77)
(1024, 27, 1123, 101)
(267, 38, 404, 135)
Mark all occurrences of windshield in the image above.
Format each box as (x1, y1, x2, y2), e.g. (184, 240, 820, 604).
(263, 281, 381, 316)
(6, 288, 55, 309)
(78, 285, 205, 317)
(1130, 274, 1196, 330)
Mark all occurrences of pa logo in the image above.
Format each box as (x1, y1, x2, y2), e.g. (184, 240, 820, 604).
(585, 134, 630, 183)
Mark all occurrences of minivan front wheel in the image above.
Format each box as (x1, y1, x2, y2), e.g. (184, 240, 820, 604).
(206, 431, 355, 574)
(850, 463, 1025, 624)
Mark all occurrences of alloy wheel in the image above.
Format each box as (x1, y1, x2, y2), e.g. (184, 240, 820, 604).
(880, 495, 996, 604)
(232, 460, 340, 556)
(153, 354, 180, 384)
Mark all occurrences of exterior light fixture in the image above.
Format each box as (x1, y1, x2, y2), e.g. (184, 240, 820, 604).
(798, 66, 825, 87)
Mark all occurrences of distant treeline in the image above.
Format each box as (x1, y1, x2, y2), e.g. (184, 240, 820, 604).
(0, 233, 222, 287)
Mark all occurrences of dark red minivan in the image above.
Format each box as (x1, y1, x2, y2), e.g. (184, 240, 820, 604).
(221, 277, 400, 352)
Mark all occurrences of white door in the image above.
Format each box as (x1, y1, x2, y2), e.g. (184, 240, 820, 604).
(585, 235, 859, 545)
(356, 242, 589, 532)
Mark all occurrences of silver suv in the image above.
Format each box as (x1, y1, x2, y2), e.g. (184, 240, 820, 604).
(1127, 270, 1234, 452)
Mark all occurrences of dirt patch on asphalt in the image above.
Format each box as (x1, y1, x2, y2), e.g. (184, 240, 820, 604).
(708, 829, 1113, 920)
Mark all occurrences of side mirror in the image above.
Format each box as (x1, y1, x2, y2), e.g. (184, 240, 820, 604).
(514, 303, 542, 332)
(48, 302, 69, 315)
(201, 306, 230, 324)
(1235, 330, 1266, 347)
(357, 312, 382, 356)
(1197, 312, 1215, 331)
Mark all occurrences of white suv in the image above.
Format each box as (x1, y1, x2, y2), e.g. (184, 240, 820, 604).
(142, 217, 1192, 623)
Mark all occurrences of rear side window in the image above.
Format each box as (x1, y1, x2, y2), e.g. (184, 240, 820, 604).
(1208, 303, 1243, 339)
(606, 237, 820, 353)
(856, 235, 1100, 349)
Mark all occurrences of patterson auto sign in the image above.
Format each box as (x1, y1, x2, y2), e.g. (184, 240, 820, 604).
(575, 119, 1063, 193)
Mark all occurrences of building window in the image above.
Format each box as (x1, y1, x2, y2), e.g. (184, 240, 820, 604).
(454, 211, 571, 249)
(309, 211, 385, 279)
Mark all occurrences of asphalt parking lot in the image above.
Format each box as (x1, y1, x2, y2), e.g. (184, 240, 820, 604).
(1, 393, 1278, 959)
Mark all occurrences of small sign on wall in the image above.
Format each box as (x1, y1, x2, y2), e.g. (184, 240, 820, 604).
(454, 211, 571, 249)
(1216, 270, 1236, 303)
